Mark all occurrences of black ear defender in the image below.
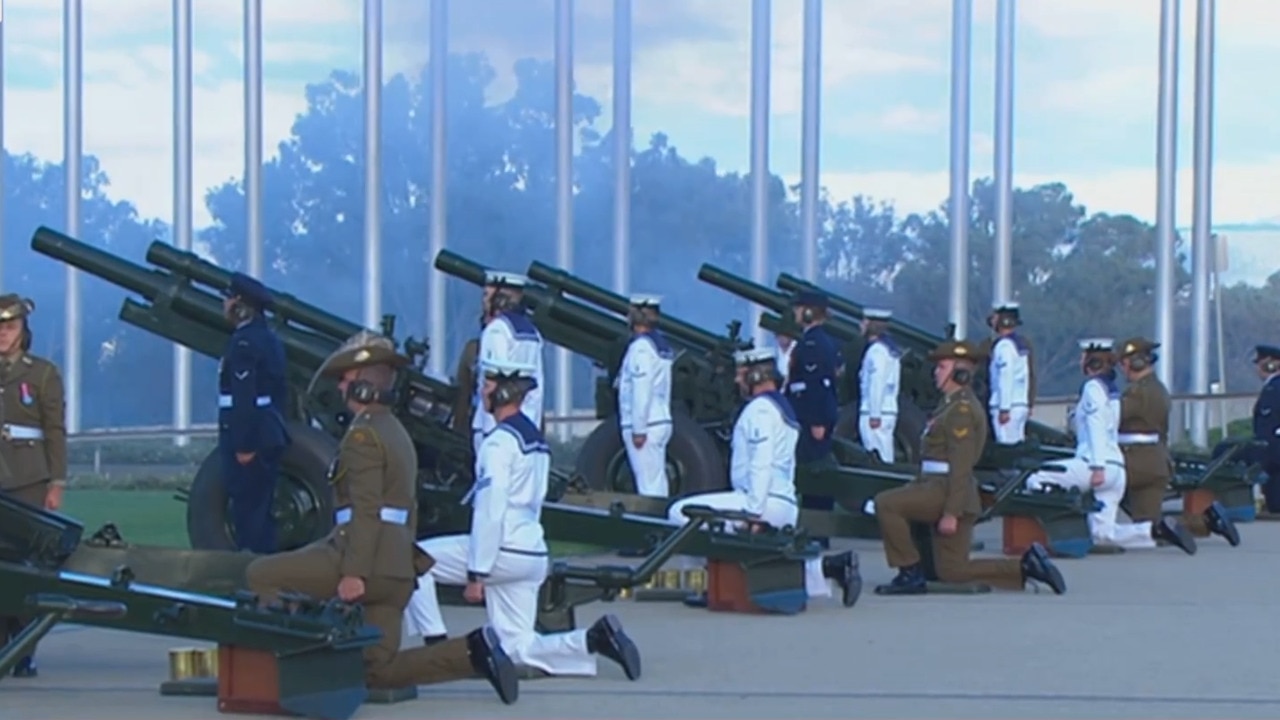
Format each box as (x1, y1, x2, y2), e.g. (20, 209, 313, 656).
(951, 366, 972, 386)
(1264, 358, 1280, 374)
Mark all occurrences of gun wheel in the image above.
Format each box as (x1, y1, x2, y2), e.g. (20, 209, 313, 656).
(186, 422, 339, 551)
(575, 410, 728, 498)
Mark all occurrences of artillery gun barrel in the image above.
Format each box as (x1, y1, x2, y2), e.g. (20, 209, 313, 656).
(699, 263, 865, 342)
(527, 261, 743, 353)
(145, 242, 367, 342)
(775, 273, 943, 349)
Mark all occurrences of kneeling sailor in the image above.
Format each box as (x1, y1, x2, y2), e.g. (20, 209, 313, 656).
(668, 348, 861, 609)
(874, 340, 1066, 596)
(404, 357, 642, 681)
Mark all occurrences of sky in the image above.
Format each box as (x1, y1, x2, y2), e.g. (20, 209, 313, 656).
(2, 0, 1279, 282)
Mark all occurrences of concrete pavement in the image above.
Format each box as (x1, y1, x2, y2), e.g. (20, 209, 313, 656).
(5, 519, 1280, 719)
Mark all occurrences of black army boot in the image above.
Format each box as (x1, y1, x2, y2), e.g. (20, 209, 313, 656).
(465, 627, 518, 705)
(1204, 501, 1242, 547)
(11, 655, 37, 678)
(822, 551, 862, 607)
(423, 634, 448, 646)
(1153, 517, 1197, 555)
(1019, 543, 1066, 594)
(873, 565, 927, 596)
(586, 614, 641, 681)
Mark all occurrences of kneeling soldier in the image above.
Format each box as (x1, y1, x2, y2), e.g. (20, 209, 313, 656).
(244, 331, 519, 703)
(873, 340, 1066, 596)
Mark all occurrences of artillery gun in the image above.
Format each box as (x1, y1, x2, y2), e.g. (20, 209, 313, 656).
(434, 250, 748, 498)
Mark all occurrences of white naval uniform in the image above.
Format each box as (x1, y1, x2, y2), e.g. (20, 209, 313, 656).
(617, 331, 676, 497)
(404, 413, 598, 676)
(858, 337, 901, 463)
(1025, 374, 1156, 549)
(473, 312, 545, 456)
(989, 334, 1031, 444)
(776, 341, 794, 386)
(666, 391, 832, 600)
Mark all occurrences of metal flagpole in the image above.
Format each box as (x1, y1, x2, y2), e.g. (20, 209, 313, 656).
(427, 0, 448, 376)
(947, 0, 972, 337)
(362, 0, 383, 329)
(748, 0, 771, 347)
(611, 0, 632, 296)
(1188, 0, 1216, 447)
(1154, 0, 1179, 392)
(63, 0, 83, 434)
(554, 0, 574, 430)
(0, 11, 6, 290)
(244, 0, 264, 277)
(992, 0, 1015, 306)
(173, 0, 194, 445)
(799, 0, 821, 282)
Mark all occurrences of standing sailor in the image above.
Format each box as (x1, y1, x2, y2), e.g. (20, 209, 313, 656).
(406, 357, 642, 680)
(1247, 344, 1280, 516)
(246, 331, 519, 703)
(1024, 339, 1196, 553)
(1117, 337, 1239, 545)
(873, 340, 1066, 595)
(474, 272, 544, 456)
(0, 294, 67, 678)
(857, 309, 901, 463)
(986, 303, 1032, 445)
(670, 348, 861, 609)
(617, 295, 675, 498)
(219, 273, 289, 554)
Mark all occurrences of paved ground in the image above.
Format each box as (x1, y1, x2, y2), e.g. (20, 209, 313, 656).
(5, 519, 1280, 720)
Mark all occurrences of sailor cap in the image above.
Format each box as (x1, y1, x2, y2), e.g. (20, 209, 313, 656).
(734, 348, 777, 366)
(992, 301, 1020, 313)
(480, 357, 538, 379)
(1078, 338, 1115, 352)
(864, 308, 893, 321)
(629, 294, 662, 308)
(484, 270, 528, 288)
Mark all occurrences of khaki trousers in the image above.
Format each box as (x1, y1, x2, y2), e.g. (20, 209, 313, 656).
(874, 482, 1025, 591)
(246, 544, 476, 689)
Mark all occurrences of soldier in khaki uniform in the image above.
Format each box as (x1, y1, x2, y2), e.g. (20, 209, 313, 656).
(245, 331, 519, 704)
(0, 294, 68, 677)
(872, 340, 1066, 596)
(1117, 338, 1239, 546)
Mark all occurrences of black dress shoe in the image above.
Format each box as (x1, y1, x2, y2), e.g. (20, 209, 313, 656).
(874, 567, 926, 596)
(1204, 501, 1241, 547)
(682, 592, 708, 608)
(423, 634, 448, 646)
(465, 627, 518, 704)
(12, 656, 37, 678)
(1155, 517, 1197, 555)
(822, 551, 862, 608)
(586, 615, 641, 681)
(1020, 543, 1066, 594)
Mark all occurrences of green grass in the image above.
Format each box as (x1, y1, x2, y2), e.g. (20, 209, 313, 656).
(61, 489, 604, 557)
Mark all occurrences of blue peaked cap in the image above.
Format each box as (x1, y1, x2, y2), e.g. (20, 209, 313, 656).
(1254, 345, 1280, 362)
(227, 272, 274, 309)
(791, 290, 828, 309)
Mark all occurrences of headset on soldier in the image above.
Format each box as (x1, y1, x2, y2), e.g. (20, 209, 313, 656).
(1254, 346, 1280, 375)
(1119, 339, 1160, 372)
(627, 295, 661, 329)
(733, 348, 781, 393)
(987, 302, 1022, 332)
(1079, 338, 1116, 374)
(790, 290, 828, 325)
(483, 271, 529, 316)
(482, 359, 539, 410)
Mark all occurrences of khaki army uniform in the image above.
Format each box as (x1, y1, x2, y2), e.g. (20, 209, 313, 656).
(874, 383, 1025, 590)
(0, 296, 67, 506)
(1118, 372, 1173, 525)
(247, 334, 496, 692)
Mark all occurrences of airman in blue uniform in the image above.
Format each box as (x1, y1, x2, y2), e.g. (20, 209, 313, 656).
(784, 290, 843, 465)
(219, 272, 290, 553)
(1248, 344, 1280, 514)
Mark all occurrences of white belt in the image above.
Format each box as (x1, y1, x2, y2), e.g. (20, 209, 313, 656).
(2, 424, 44, 441)
(334, 507, 410, 526)
(789, 382, 807, 392)
(218, 394, 272, 409)
(1117, 433, 1160, 445)
(921, 460, 950, 474)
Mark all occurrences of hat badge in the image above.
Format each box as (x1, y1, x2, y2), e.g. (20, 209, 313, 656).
(354, 349, 371, 362)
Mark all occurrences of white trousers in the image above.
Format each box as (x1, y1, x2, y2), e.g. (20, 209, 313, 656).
(623, 422, 673, 498)
(989, 406, 1030, 445)
(472, 430, 485, 459)
(402, 535, 597, 676)
(666, 491, 830, 599)
(858, 414, 897, 463)
(1025, 457, 1156, 549)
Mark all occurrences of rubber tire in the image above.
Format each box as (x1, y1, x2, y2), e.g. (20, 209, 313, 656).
(574, 410, 728, 498)
(186, 422, 339, 551)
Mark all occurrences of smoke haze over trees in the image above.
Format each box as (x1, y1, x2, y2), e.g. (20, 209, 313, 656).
(5, 51, 1278, 429)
